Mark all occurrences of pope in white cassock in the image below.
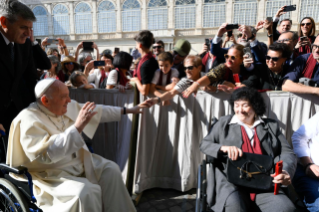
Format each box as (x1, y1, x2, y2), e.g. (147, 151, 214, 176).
(6, 79, 152, 212)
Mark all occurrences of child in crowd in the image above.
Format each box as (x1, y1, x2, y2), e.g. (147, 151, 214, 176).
(70, 71, 96, 89)
(150, 52, 179, 97)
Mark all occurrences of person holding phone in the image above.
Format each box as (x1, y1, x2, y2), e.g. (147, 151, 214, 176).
(295, 17, 316, 56)
(270, 6, 293, 42)
(198, 40, 223, 73)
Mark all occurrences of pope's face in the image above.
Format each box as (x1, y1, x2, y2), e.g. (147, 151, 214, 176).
(45, 82, 71, 116)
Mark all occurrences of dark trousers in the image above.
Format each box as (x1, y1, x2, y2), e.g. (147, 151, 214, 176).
(224, 188, 297, 212)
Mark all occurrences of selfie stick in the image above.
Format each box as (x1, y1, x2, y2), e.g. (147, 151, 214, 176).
(274, 160, 283, 195)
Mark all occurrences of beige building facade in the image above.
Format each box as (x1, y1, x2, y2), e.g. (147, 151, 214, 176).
(22, 0, 319, 55)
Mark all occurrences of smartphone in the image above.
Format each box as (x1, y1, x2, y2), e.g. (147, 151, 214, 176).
(283, 5, 296, 12)
(226, 24, 239, 30)
(233, 74, 240, 83)
(243, 47, 252, 59)
(114, 47, 120, 54)
(205, 38, 210, 46)
(227, 31, 233, 37)
(300, 36, 308, 41)
(94, 61, 105, 67)
(47, 39, 58, 45)
(266, 17, 272, 22)
(83, 42, 93, 51)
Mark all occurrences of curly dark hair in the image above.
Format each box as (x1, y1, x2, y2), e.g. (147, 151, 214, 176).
(269, 43, 292, 59)
(229, 87, 266, 116)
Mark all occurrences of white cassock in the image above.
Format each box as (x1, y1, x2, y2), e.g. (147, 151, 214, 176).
(6, 100, 136, 212)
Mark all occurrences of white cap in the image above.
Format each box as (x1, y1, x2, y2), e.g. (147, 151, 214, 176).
(35, 79, 56, 98)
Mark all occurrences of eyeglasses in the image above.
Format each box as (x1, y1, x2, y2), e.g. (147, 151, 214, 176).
(277, 39, 292, 43)
(266, 56, 281, 62)
(224, 54, 237, 60)
(184, 66, 195, 71)
(311, 44, 319, 50)
(237, 34, 243, 38)
(153, 46, 162, 49)
(301, 23, 311, 27)
(65, 62, 73, 65)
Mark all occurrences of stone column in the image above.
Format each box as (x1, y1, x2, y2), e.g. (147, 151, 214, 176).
(92, 1, 98, 34)
(45, 3, 54, 36)
(257, 0, 265, 25)
(116, 0, 122, 32)
(225, 0, 233, 24)
(168, 0, 174, 29)
(196, 0, 203, 28)
(69, 2, 75, 36)
(141, 0, 147, 29)
(291, 0, 300, 24)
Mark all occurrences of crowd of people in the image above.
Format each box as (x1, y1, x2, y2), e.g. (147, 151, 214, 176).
(1, 0, 319, 211)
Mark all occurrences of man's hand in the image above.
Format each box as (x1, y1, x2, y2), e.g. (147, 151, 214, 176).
(238, 25, 252, 40)
(77, 41, 84, 50)
(57, 38, 66, 47)
(217, 81, 236, 94)
(229, 35, 236, 43)
(255, 21, 264, 31)
(0, 124, 5, 137)
(182, 83, 200, 98)
(271, 170, 291, 186)
(217, 23, 231, 37)
(306, 164, 319, 178)
(93, 42, 98, 50)
(126, 100, 155, 113)
(41, 37, 49, 47)
(84, 60, 95, 76)
(243, 54, 254, 68)
(276, 6, 287, 18)
(264, 19, 273, 31)
(74, 102, 98, 133)
(220, 146, 243, 161)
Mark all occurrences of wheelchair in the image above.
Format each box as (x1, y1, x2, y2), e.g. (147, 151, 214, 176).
(0, 131, 42, 212)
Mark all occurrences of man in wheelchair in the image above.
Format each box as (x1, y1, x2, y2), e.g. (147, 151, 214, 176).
(1, 79, 152, 212)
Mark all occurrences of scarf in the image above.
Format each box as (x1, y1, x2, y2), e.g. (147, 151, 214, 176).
(298, 36, 313, 55)
(99, 68, 107, 86)
(157, 70, 172, 86)
(133, 52, 154, 81)
(301, 53, 317, 79)
(241, 126, 263, 201)
(202, 52, 216, 69)
(116, 68, 130, 86)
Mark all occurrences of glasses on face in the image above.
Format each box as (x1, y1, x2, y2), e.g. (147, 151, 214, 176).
(224, 54, 236, 60)
(301, 23, 311, 27)
(65, 62, 73, 65)
(277, 39, 292, 43)
(153, 46, 162, 49)
(311, 44, 319, 50)
(266, 56, 281, 62)
(184, 66, 195, 71)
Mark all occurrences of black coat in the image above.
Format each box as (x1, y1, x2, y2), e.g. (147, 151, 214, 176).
(32, 44, 51, 70)
(0, 35, 38, 132)
(200, 115, 297, 212)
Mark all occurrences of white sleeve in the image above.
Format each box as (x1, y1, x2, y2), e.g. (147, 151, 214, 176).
(151, 70, 160, 85)
(106, 70, 118, 86)
(292, 113, 319, 158)
(173, 78, 192, 93)
(88, 73, 96, 83)
(100, 105, 122, 123)
(47, 125, 85, 163)
(250, 39, 258, 48)
(213, 36, 222, 44)
(273, 16, 280, 23)
(171, 69, 180, 79)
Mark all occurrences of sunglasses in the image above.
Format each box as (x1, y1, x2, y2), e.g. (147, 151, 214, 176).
(153, 46, 162, 49)
(224, 54, 237, 60)
(301, 23, 311, 27)
(65, 62, 73, 65)
(266, 56, 281, 62)
(184, 66, 194, 71)
(312, 44, 319, 50)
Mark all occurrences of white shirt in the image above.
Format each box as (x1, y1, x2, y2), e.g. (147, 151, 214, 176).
(0, 31, 14, 46)
(205, 57, 214, 73)
(229, 115, 264, 146)
(106, 69, 132, 86)
(173, 73, 205, 93)
(151, 68, 179, 85)
(292, 113, 319, 165)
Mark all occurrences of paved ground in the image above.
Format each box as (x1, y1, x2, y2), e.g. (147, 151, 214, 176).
(136, 188, 197, 212)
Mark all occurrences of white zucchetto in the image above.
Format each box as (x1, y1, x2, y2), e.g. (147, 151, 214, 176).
(35, 78, 56, 98)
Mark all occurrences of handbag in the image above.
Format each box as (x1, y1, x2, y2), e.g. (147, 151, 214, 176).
(226, 152, 274, 191)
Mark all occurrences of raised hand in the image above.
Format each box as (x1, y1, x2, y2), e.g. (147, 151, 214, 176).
(74, 102, 97, 133)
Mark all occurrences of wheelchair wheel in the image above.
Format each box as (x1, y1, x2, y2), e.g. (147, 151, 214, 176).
(0, 178, 29, 212)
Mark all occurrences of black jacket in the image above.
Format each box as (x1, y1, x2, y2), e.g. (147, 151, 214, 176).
(32, 44, 51, 70)
(0, 35, 38, 131)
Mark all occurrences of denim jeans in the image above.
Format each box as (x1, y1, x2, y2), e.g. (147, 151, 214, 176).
(292, 164, 319, 212)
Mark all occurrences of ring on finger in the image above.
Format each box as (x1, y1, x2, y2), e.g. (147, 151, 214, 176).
(88, 109, 93, 113)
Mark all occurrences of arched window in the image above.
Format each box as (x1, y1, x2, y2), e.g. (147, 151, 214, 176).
(53, 4, 70, 35)
(203, 0, 225, 28)
(33, 6, 49, 36)
(98, 1, 116, 33)
(122, 0, 141, 32)
(266, 0, 291, 21)
(233, 0, 258, 26)
(75, 2, 92, 34)
(175, 0, 196, 29)
(300, 0, 319, 22)
(148, 0, 168, 30)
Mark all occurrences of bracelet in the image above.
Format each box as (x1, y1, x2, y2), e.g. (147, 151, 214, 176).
(194, 81, 200, 87)
(123, 107, 126, 115)
(157, 97, 161, 104)
(304, 163, 314, 171)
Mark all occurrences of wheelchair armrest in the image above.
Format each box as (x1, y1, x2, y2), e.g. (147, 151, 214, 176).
(0, 163, 28, 175)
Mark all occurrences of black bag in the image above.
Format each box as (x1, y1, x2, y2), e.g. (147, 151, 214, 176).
(226, 152, 274, 191)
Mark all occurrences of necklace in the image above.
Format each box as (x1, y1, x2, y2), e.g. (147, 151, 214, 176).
(36, 103, 65, 132)
(269, 69, 283, 91)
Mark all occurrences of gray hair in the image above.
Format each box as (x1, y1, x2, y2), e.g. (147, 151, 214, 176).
(281, 31, 299, 41)
(48, 55, 61, 75)
(78, 52, 92, 64)
(0, 0, 36, 22)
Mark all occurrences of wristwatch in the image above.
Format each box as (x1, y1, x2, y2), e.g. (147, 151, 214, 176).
(267, 34, 273, 37)
(157, 97, 161, 104)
